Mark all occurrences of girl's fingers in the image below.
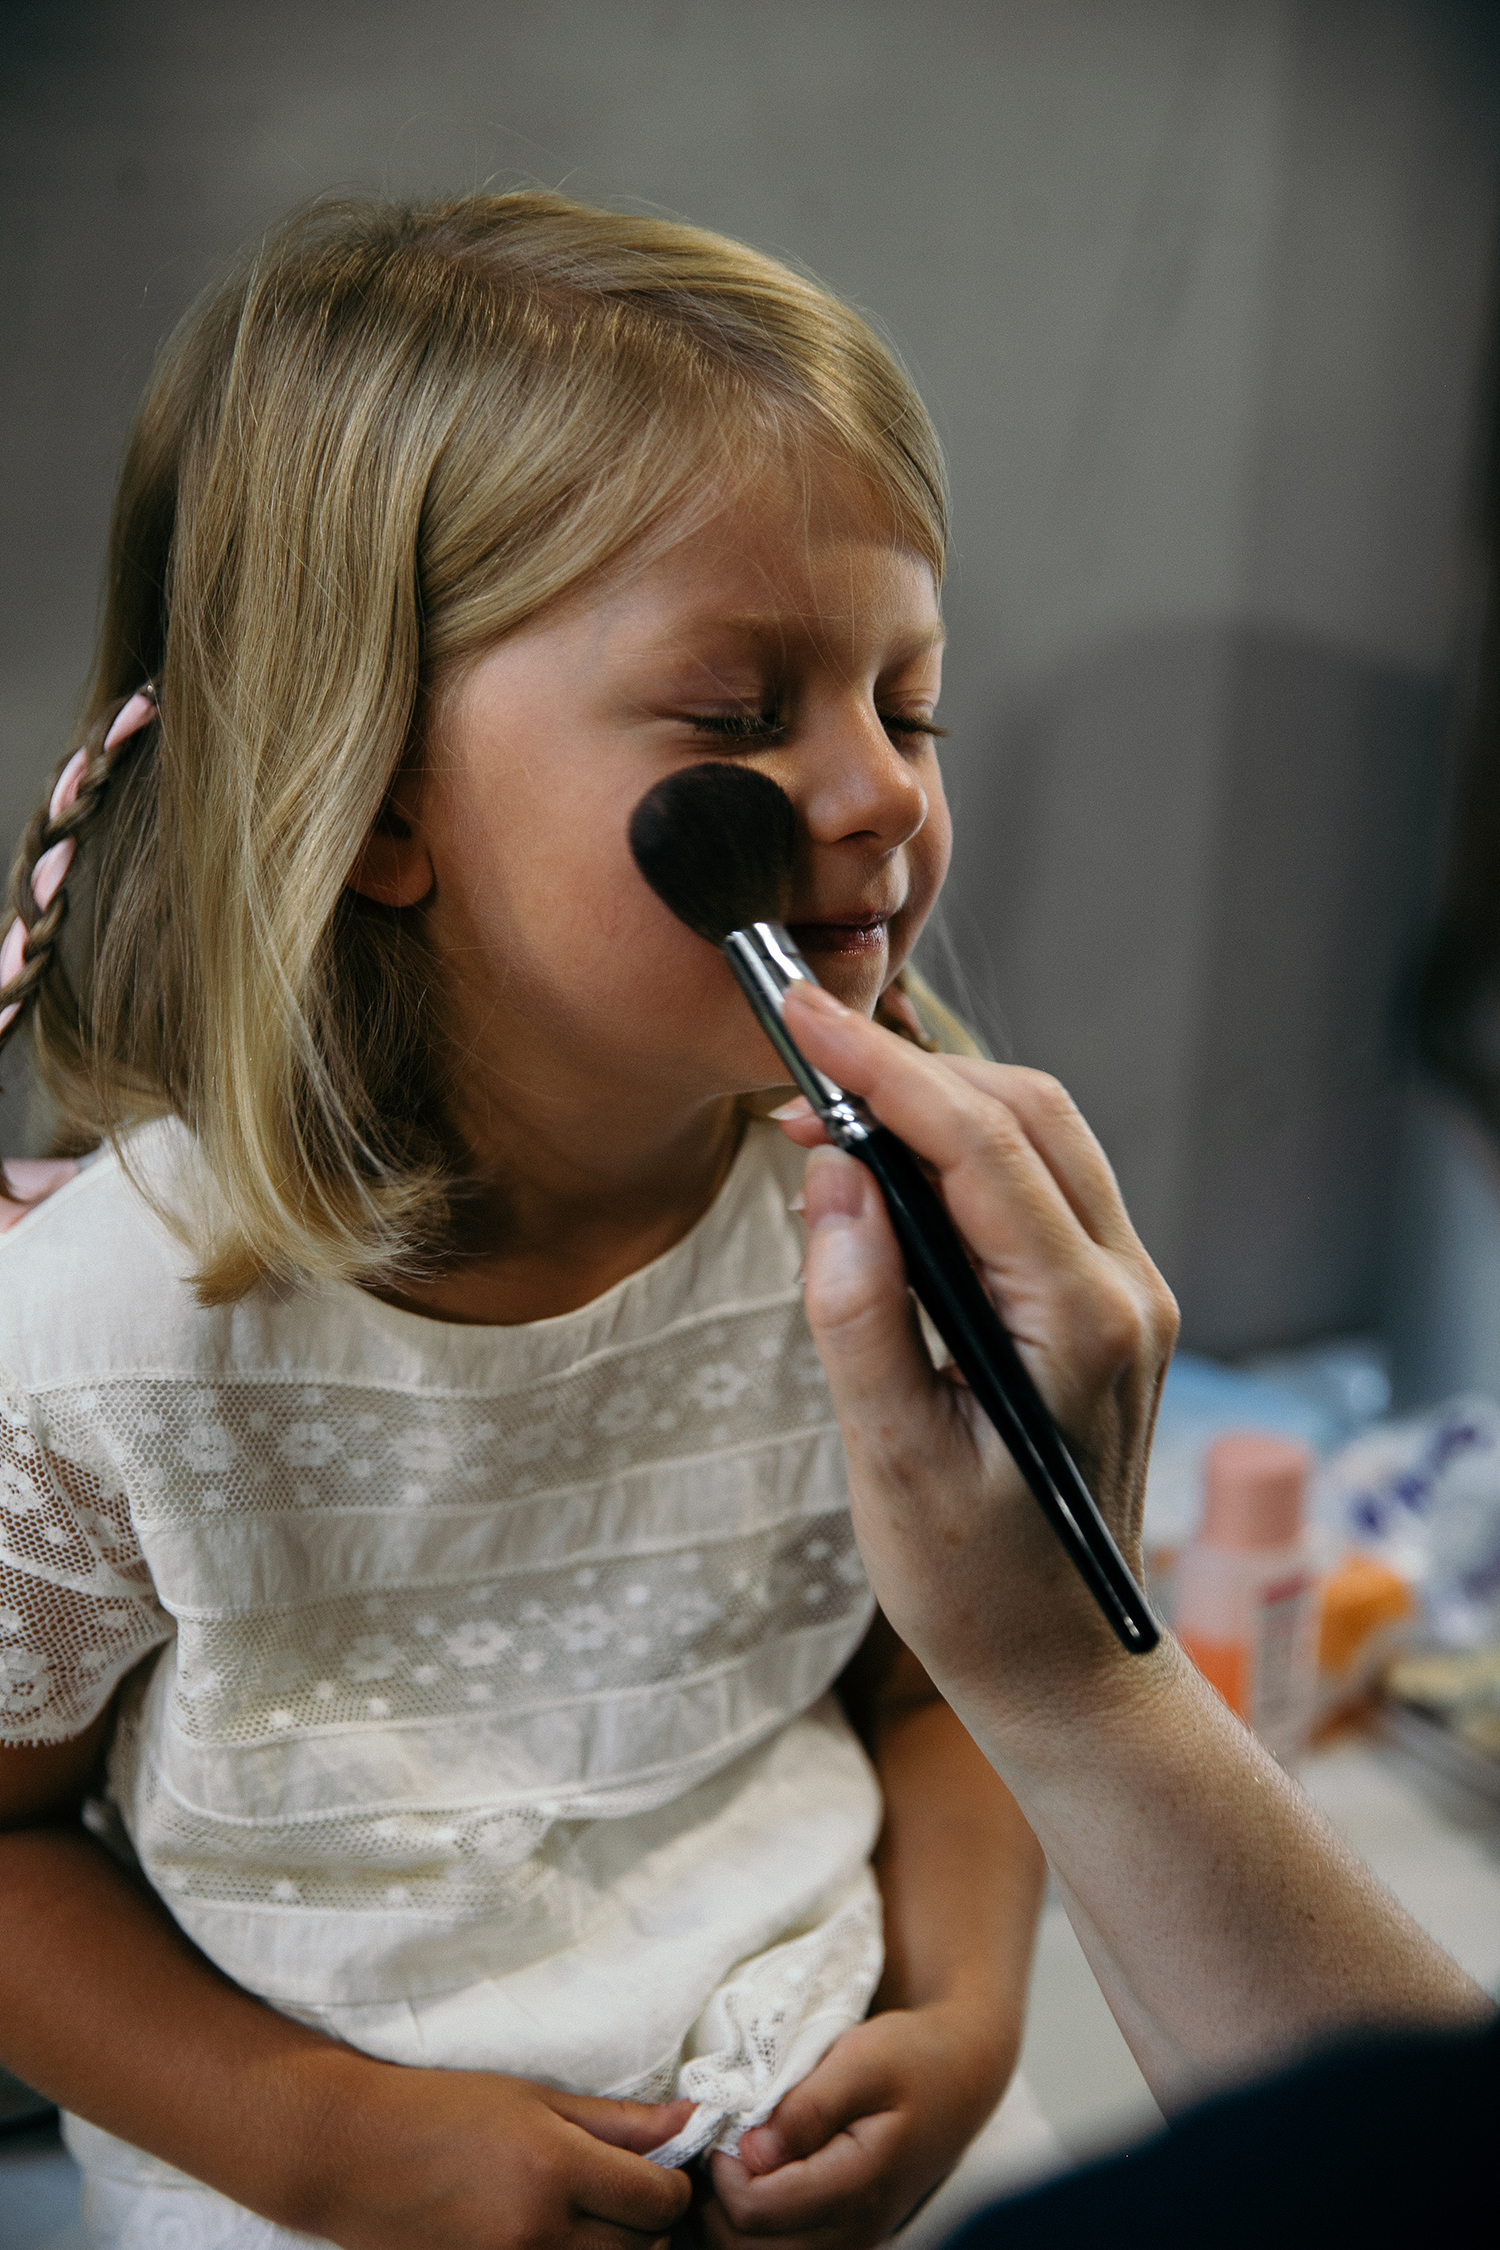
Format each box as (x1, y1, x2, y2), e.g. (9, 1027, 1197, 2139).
(567, 2128, 693, 2234)
(739, 2022, 900, 2174)
(574, 2230, 675, 2250)
(545, 2097, 694, 2231)
(549, 2091, 695, 2156)
(710, 2111, 900, 2231)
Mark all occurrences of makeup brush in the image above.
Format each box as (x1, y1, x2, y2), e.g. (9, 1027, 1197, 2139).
(629, 762, 1159, 1655)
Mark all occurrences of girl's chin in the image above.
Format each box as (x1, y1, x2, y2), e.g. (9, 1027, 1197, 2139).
(790, 945, 887, 1017)
(682, 951, 887, 1099)
(819, 970, 885, 1024)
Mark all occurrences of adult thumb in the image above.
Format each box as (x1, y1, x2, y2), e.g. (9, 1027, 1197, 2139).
(800, 1148, 936, 1438)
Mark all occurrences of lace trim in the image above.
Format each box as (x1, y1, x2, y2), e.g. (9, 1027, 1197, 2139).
(2, 1290, 847, 1746)
(645, 1875, 884, 2162)
(1, 1383, 170, 1740)
(35, 1299, 832, 1526)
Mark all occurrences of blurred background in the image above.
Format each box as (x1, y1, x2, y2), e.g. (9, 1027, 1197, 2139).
(7, 0, 1500, 1390)
(6, 3, 1500, 2224)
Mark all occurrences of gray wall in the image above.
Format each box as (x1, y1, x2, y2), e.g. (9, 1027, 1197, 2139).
(4, 0, 1498, 1354)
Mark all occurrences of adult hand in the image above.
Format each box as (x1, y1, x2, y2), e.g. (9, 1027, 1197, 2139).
(776, 983, 1487, 2104)
(777, 980, 1178, 1732)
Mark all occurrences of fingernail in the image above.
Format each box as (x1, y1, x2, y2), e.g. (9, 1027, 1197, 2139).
(787, 1191, 806, 1214)
(784, 979, 848, 1017)
(769, 1096, 813, 1121)
(739, 2125, 789, 2174)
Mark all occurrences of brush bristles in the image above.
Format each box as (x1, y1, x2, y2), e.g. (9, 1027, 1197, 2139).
(629, 763, 797, 945)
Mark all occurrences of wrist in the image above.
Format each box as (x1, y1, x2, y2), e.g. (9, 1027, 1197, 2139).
(878, 1987, 1020, 2084)
(896, 1993, 1021, 2125)
(943, 1629, 1198, 1804)
(238, 2036, 381, 2237)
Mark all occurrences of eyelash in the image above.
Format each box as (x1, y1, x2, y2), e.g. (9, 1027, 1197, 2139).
(689, 712, 947, 743)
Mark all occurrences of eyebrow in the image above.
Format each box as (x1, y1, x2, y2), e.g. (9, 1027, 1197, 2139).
(655, 616, 947, 656)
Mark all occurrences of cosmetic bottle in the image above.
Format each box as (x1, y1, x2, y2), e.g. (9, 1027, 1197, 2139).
(1175, 1431, 1321, 1764)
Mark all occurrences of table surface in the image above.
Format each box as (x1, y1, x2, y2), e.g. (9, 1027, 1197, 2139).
(5, 1731, 1498, 2249)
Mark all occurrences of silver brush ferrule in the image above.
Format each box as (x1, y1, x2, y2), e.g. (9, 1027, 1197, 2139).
(721, 924, 872, 1149)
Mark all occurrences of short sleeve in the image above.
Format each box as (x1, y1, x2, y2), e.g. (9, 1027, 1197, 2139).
(0, 1382, 172, 1744)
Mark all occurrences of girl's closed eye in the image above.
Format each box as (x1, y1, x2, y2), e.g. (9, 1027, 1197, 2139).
(881, 712, 948, 741)
(684, 710, 947, 746)
(687, 710, 788, 744)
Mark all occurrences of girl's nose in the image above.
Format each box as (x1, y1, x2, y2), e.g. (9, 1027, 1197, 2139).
(796, 705, 929, 855)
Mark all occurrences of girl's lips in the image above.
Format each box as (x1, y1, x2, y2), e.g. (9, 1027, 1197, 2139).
(784, 916, 891, 957)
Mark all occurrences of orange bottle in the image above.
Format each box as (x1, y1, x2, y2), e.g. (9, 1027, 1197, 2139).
(1176, 1432, 1320, 1764)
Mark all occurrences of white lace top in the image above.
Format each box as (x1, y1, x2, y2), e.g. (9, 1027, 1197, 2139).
(0, 1120, 881, 2178)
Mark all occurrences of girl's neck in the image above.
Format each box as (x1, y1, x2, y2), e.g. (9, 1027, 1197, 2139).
(367, 1096, 747, 1328)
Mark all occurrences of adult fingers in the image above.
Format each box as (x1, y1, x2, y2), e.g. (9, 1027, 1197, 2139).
(781, 986, 1135, 1255)
(781, 987, 1110, 1279)
(785, 1051, 1136, 1255)
(927, 1055, 1139, 1252)
(793, 1011, 1143, 1383)
(784, 987, 1177, 1395)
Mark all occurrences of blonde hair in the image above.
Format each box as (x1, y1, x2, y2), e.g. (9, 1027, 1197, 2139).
(2, 192, 950, 1301)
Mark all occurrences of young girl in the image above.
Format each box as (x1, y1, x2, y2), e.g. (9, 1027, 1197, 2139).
(0, 194, 1045, 2250)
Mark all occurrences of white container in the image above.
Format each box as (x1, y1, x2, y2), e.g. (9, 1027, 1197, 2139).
(1176, 1431, 1320, 1764)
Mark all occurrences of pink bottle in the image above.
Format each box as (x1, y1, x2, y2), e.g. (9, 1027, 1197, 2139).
(1175, 1432, 1320, 1764)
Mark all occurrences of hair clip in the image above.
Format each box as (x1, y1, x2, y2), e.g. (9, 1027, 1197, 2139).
(0, 687, 157, 1035)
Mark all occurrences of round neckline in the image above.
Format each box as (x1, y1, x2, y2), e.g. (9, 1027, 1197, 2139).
(340, 1115, 769, 1350)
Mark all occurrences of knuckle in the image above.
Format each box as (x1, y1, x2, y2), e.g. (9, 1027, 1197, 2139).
(1030, 1068, 1074, 1111)
(1017, 1068, 1078, 1125)
(1088, 1281, 1145, 1371)
(969, 1107, 1027, 1169)
(782, 2092, 833, 2151)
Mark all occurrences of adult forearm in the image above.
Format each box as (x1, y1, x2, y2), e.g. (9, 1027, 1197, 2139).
(0, 1821, 356, 2225)
(948, 1638, 1491, 2108)
(784, 990, 1495, 2122)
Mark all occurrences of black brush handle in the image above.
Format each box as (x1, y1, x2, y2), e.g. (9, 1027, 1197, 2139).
(847, 1123, 1159, 1654)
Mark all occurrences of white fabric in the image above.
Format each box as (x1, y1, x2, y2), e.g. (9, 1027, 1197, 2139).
(64, 2075, 1063, 2250)
(0, 1119, 884, 2231)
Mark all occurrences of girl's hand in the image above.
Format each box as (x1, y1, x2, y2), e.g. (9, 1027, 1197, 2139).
(702, 2004, 1002, 2250)
(778, 981, 1178, 1739)
(295, 2059, 694, 2250)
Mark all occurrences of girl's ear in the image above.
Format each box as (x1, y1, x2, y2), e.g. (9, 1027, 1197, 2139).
(346, 793, 435, 909)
